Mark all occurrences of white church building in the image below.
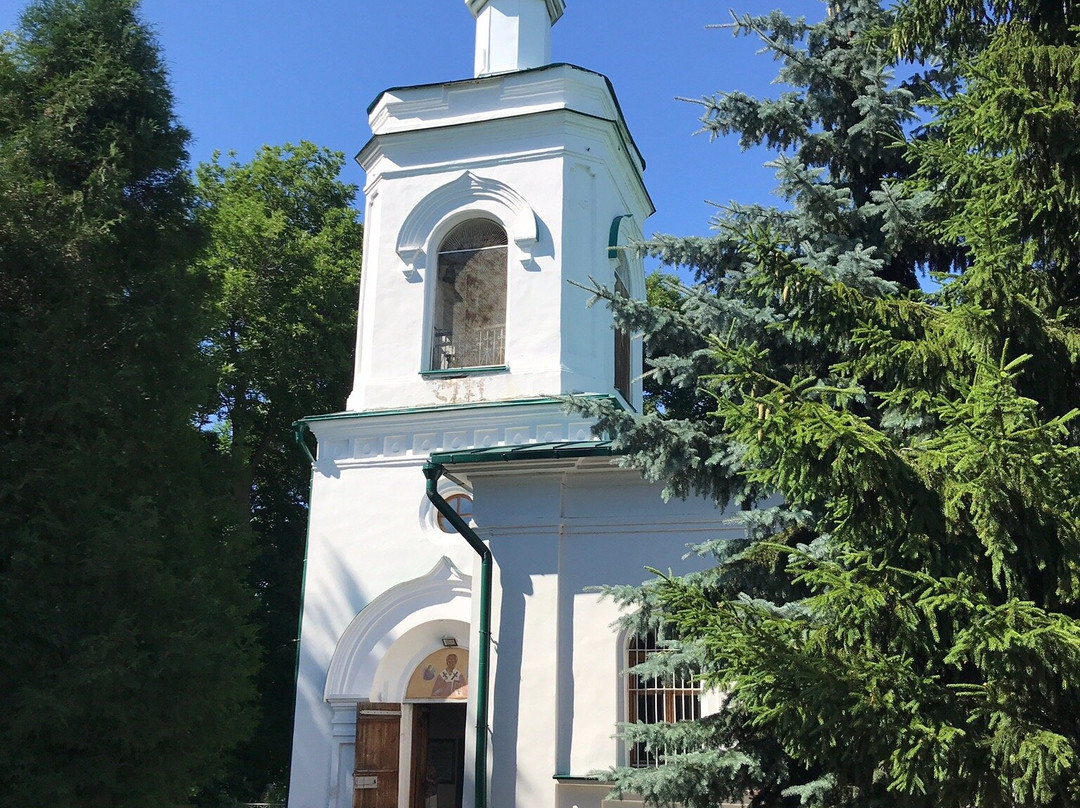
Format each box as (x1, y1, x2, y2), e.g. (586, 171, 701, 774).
(287, 3, 735, 807)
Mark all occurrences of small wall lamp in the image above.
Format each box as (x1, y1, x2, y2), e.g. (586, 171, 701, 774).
(441, 636, 458, 648)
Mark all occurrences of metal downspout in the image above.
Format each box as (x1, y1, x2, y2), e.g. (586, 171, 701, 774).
(286, 421, 318, 794)
(292, 421, 316, 685)
(423, 462, 491, 808)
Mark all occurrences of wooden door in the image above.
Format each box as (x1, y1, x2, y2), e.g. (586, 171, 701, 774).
(353, 702, 401, 808)
(410, 706, 430, 808)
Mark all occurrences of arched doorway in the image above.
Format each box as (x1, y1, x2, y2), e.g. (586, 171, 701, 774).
(323, 559, 473, 808)
(405, 648, 469, 808)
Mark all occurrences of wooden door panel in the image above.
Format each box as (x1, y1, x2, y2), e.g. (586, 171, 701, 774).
(354, 702, 401, 808)
(410, 706, 430, 808)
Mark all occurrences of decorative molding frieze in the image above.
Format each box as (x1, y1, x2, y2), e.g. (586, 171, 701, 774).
(314, 415, 597, 469)
(330, 704, 358, 738)
(384, 91, 451, 118)
(498, 77, 568, 103)
(367, 65, 628, 151)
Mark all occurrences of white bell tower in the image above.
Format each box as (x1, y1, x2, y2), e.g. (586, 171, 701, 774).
(345, 0, 652, 415)
(288, 8, 657, 808)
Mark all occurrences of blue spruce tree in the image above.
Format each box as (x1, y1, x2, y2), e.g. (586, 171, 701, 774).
(572, 0, 1080, 804)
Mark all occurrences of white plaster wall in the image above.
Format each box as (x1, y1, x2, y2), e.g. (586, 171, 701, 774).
(472, 0, 556, 76)
(288, 431, 739, 808)
(561, 151, 648, 412)
(287, 455, 475, 808)
(291, 54, 663, 808)
(354, 149, 567, 410)
(463, 464, 740, 808)
(288, 402, 600, 808)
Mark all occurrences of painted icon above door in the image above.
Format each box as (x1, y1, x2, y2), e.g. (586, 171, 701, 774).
(407, 648, 469, 700)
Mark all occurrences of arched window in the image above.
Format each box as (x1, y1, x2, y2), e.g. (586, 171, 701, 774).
(609, 215, 641, 407)
(436, 493, 474, 533)
(613, 252, 632, 403)
(431, 219, 508, 370)
(626, 631, 702, 767)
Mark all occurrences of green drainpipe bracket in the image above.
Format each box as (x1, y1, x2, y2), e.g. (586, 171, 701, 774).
(423, 462, 491, 808)
(293, 420, 316, 465)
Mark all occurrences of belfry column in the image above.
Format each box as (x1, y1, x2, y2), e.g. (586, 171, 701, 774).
(467, 0, 566, 77)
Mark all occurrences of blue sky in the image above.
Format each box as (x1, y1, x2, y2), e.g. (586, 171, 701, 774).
(1, 0, 820, 247)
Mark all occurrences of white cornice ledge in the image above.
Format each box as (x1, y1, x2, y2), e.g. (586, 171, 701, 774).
(466, 0, 565, 24)
(309, 407, 598, 468)
(369, 67, 617, 138)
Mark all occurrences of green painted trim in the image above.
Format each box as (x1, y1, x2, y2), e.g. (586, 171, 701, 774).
(430, 440, 620, 466)
(608, 214, 631, 259)
(287, 446, 318, 772)
(297, 393, 625, 426)
(552, 774, 606, 783)
(420, 365, 508, 378)
(293, 421, 316, 465)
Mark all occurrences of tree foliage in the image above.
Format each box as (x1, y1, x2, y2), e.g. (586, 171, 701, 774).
(0, 1, 257, 805)
(628, 0, 963, 430)
(192, 142, 363, 801)
(579, 1, 1080, 806)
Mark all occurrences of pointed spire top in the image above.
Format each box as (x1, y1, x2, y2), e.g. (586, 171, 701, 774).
(466, 0, 566, 78)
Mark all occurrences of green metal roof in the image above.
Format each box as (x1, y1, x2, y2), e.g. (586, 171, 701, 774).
(430, 440, 620, 466)
(296, 395, 616, 427)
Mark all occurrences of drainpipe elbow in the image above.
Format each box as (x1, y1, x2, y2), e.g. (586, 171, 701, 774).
(294, 421, 317, 465)
(423, 462, 444, 486)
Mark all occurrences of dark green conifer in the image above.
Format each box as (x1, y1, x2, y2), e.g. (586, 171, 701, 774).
(582, 6, 951, 805)
(0, 2, 257, 805)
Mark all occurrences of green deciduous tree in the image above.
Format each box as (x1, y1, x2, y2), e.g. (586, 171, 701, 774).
(193, 142, 363, 802)
(0, 1, 258, 806)
(579, 0, 1080, 805)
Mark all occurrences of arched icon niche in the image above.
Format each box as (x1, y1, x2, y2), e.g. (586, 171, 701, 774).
(406, 648, 470, 701)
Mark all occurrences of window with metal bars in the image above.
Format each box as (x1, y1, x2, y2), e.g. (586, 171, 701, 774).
(431, 219, 508, 370)
(626, 631, 702, 767)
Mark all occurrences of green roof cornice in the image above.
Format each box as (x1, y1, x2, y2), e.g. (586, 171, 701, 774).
(295, 394, 622, 428)
(430, 440, 621, 466)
